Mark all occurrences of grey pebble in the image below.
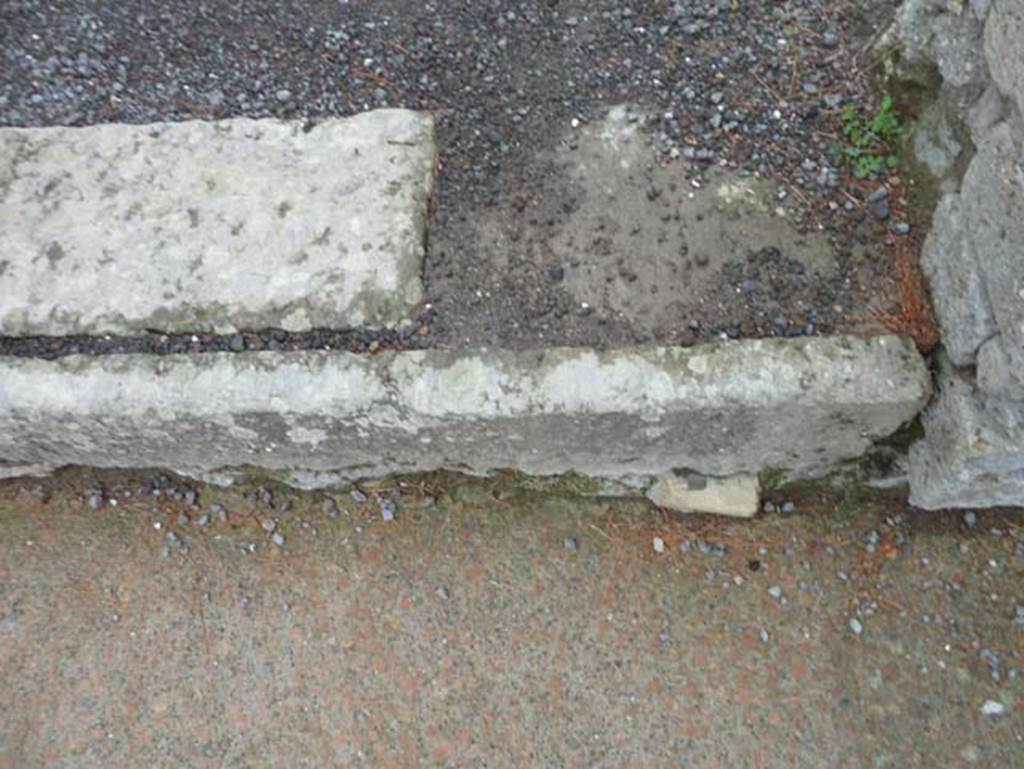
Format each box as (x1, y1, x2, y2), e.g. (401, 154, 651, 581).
(768, 585, 782, 600)
(849, 617, 863, 636)
(867, 186, 890, 220)
(87, 487, 104, 510)
(350, 489, 368, 503)
(271, 532, 285, 547)
(780, 501, 795, 514)
(964, 511, 977, 528)
(322, 497, 340, 519)
(176, 512, 190, 527)
(275, 88, 292, 102)
(378, 497, 396, 522)
(563, 537, 578, 551)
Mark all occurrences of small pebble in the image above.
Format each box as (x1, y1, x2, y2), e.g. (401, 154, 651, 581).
(196, 514, 209, 527)
(271, 532, 285, 547)
(964, 511, 977, 528)
(436, 586, 450, 600)
(213, 504, 228, 523)
(378, 498, 396, 522)
(849, 617, 863, 636)
(981, 700, 1005, 716)
(768, 585, 782, 600)
(350, 489, 368, 503)
(679, 540, 692, 554)
(653, 536, 666, 554)
(759, 628, 769, 643)
(87, 488, 104, 510)
(176, 512, 190, 527)
(563, 537, 578, 551)
(780, 501, 795, 514)
(260, 517, 276, 533)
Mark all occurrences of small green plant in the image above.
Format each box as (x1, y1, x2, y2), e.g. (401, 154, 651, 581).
(832, 94, 903, 178)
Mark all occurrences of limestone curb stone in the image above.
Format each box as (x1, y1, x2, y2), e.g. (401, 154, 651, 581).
(0, 109, 435, 336)
(0, 336, 929, 489)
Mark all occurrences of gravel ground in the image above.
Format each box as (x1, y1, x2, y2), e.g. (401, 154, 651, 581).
(0, 471, 1022, 766)
(0, 0, 915, 357)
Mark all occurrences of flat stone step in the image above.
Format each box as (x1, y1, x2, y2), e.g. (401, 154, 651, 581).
(0, 109, 435, 336)
(0, 335, 930, 489)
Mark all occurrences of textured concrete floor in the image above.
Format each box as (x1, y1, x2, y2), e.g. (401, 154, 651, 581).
(1, 471, 1022, 768)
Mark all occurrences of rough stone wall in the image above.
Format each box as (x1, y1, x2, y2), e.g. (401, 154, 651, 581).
(898, 0, 1024, 507)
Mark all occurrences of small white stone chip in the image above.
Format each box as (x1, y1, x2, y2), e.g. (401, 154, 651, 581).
(981, 700, 1005, 716)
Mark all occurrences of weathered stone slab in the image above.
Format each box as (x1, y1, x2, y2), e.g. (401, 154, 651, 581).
(909, 361, 1024, 508)
(0, 335, 929, 487)
(0, 109, 435, 335)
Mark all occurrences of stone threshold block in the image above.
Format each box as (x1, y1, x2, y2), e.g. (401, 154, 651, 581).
(0, 109, 435, 335)
(0, 335, 930, 489)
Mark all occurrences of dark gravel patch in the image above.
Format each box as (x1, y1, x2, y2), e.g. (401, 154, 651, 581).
(0, 0, 903, 357)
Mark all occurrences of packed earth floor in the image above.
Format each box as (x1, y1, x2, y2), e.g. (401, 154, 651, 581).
(0, 0, 928, 358)
(0, 471, 1022, 766)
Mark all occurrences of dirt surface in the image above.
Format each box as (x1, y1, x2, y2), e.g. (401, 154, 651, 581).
(0, 0, 919, 356)
(1, 471, 1022, 767)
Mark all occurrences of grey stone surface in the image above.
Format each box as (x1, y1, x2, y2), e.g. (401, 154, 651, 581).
(920, 193, 998, 365)
(0, 109, 435, 335)
(977, 335, 1024, 397)
(897, 0, 987, 88)
(909, 361, 1024, 508)
(912, 99, 964, 182)
(0, 336, 929, 487)
(985, 0, 1024, 115)
(967, 85, 1008, 142)
(966, 122, 1024, 377)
